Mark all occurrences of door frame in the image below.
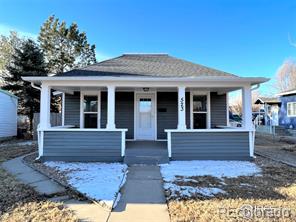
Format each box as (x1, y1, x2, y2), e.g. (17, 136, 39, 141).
(134, 91, 157, 140)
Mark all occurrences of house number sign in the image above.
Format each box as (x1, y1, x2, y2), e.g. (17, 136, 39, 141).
(180, 97, 184, 111)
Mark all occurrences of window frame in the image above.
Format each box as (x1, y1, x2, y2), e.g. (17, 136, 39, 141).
(80, 91, 101, 128)
(287, 102, 296, 117)
(190, 91, 211, 129)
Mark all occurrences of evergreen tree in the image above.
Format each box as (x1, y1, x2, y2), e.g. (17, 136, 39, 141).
(38, 15, 96, 74)
(3, 39, 47, 131)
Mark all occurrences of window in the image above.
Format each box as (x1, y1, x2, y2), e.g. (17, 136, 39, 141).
(191, 92, 210, 129)
(287, 102, 296, 117)
(81, 92, 100, 128)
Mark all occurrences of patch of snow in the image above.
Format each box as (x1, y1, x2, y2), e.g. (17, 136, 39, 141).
(17, 141, 35, 146)
(160, 160, 261, 199)
(44, 161, 127, 209)
(0, 140, 35, 147)
(160, 160, 261, 181)
(164, 183, 225, 198)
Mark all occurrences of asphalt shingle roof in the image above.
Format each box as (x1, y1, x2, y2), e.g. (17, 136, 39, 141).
(55, 54, 237, 78)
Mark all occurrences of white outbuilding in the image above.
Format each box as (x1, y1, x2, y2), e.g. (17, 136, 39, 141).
(0, 89, 18, 140)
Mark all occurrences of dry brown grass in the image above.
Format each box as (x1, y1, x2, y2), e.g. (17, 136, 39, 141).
(167, 157, 296, 222)
(0, 141, 78, 221)
(0, 143, 36, 162)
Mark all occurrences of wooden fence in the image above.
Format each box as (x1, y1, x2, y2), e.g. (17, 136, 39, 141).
(33, 113, 62, 140)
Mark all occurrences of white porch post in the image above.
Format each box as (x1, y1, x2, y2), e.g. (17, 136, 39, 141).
(40, 83, 51, 129)
(177, 86, 187, 130)
(242, 85, 252, 130)
(106, 85, 116, 129)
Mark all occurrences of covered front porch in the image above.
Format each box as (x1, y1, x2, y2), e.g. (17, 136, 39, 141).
(34, 79, 255, 162)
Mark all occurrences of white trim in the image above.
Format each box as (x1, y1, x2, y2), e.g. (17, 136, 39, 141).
(40, 84, 51, 129)
(287, 102, 296, 117)
(226, 92, 229, 126)
(80, 91, 101, 128)
(190, 91, 211, 129)
(177, 86, 187, 130)
(62, 93, 65, 126)
(165, 128, 253, 133)
(249, 130, 255, 157)
(277, 89, 296, 96)
(106, 85, 116, 129)
(22, 76, 269, 85)
(121, 131, 126, 157)
(40, 128, 128, 132)
(37, 129, 44, 158)
(167, 131, 172, 158)
(134, 91, 157, 140)
(242, 85, 253, 130)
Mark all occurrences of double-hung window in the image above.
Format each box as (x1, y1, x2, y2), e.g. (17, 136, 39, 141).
(81, 92, 100, 128)
(287, 102, 296, 117)
(190, 92, 210, 129)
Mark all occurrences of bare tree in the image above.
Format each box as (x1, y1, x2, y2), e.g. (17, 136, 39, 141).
(230, 90, 261, 115)
(273, 34, 296, 92)
(274, 59, 296, 92)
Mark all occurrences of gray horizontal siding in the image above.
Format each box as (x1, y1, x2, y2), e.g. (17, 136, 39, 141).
(211, 92, 227, 127)
(171, 132, 250, 160)
(101, 91, 134, 139)
(157, 92, 178, 139)
(64, 92, 80, 127)
(115, 92, 134, 139)
(42, 131, 122, 162)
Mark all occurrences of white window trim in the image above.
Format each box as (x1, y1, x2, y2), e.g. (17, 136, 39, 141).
(287, 102, 296, 117)
(80, 91, 101, 129)
(190, 91, 211, 129)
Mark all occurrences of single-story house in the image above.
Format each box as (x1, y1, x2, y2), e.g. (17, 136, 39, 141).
(0, 89, 18, 140)
(23, 54, 268, 162)
(277, 88, 296, 129)
(254, 97, 280, 126)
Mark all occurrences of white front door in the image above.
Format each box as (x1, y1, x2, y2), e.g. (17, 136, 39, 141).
(135, 93, 156, 140)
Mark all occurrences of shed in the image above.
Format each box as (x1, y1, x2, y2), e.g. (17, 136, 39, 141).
(0, 89, 18, 140)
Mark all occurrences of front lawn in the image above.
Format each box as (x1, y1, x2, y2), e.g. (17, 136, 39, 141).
(43, 161, 128, 209)
(0, 141, 77, 221)
(160, 158, 296, 222)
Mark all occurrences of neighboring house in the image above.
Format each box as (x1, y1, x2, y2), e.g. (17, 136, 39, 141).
(0, 89, 18, 140)
(277, 88, 296, 129)
(23, 53, 268, 162)
(254, 97, 280, 126)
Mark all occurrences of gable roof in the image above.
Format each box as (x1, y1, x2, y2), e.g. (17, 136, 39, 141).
(254, 97, 280, 104)
(55, 53, 237, 78)
(277, 88, 296, 97)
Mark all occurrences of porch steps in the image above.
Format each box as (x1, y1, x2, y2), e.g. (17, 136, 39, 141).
(125, 141, 169, 165)
(124, 155, 169, 165)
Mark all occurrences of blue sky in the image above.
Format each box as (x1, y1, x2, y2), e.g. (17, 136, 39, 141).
(0, 0, 295, 95)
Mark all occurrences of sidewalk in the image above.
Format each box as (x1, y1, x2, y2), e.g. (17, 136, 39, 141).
(1, 155, 110, 222)
(108, 165, 170, 222)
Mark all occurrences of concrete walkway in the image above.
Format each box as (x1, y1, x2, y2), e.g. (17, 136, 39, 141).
(1, 156, 110, 222)
(108, 165, 170, 222)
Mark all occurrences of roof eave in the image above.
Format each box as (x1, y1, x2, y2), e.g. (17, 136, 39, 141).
(22, 76, 269, 85)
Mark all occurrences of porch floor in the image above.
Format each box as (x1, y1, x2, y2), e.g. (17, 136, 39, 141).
(124, 141, 169, 165)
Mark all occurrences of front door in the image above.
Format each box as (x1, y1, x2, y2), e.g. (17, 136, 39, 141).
(135, 93, 156, 140)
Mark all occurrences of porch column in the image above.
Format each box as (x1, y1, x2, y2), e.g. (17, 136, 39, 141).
(106, 85, 116, 129)
(177, 86, 187, 130)
(242, 85, 252, 130)
(40, 83, 51, 129)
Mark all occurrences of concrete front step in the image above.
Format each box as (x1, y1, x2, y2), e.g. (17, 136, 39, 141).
(124, 155, 169, 165)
